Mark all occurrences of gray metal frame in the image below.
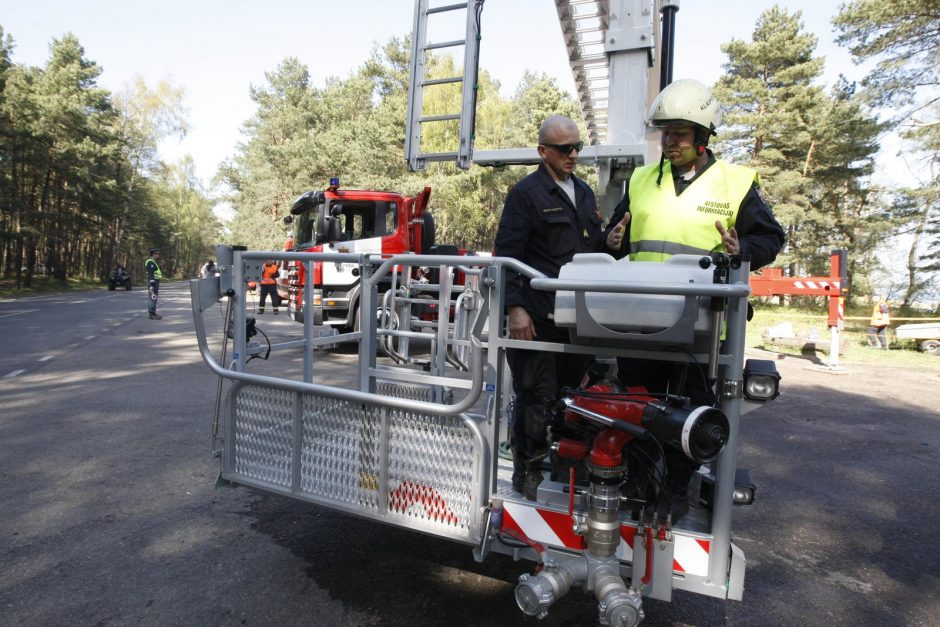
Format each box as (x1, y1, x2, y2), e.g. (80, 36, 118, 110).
(191, 247, 750, 600)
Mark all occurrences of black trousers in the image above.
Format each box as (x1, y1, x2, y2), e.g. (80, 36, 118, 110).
(507, 330, 590, 462)
(259, 284, 281, 309)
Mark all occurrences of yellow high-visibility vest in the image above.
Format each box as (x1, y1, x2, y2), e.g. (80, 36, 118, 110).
(627, 159, 757, 262)
(870, 303, 890, 326)
(147, 257, 162, 280)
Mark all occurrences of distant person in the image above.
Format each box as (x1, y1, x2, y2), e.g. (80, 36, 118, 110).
(258, 260, 281, 314)
(146, 248, 163, 320)
(867, 296, 890, 350)
(200, 259, 217, 278)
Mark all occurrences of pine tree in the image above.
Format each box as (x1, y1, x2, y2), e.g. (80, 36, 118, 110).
(712, 7, 826, 275)
(835, 0, 940, 307)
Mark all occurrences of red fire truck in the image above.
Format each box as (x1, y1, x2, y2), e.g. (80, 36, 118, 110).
(281, 178, 437, 330)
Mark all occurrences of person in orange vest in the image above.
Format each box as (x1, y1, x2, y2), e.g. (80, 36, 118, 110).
(258, 260, 281, 314)
(867, 296, 890, 349)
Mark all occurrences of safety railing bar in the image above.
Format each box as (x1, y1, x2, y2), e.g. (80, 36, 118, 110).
(372, 367, 474, 390)
(190, 280, 484, 417)
(369, 254, 546, 287)
(237, 250, 545, 285)
(530, 277, 751, 298)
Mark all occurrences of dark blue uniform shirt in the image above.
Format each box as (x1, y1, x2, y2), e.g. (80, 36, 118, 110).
(494, 164, 605, 330)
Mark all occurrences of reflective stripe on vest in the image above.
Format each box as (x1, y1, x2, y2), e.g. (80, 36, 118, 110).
(627, 159, 756, 262)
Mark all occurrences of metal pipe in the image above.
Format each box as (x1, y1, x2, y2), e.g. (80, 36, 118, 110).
(210, 294, 234, 453)
(561, 398, 647, 438)
(530, 277, 750, 298)
(707, 260, 749, 588)
(659, 2, 680, 89)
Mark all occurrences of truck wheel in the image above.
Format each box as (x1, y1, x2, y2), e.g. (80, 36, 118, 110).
(125, 282, 132, 291)
(921, 340, 940, 355)
(108, 283, 115, 291)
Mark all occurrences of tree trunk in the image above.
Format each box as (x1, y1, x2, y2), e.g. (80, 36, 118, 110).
(902, 195, 930, 308)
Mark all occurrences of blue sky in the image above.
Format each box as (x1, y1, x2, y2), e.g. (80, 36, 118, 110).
(3, 0, 861, 185)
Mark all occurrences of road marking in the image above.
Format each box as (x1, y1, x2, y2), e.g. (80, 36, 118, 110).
(85, 335, 95, 340)
(38, 355, 54, 362)
(4, 369, 25, 379)
(0, 309, 40, 319)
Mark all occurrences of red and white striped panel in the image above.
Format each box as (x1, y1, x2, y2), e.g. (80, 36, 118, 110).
(793, 280, 839, 290)
(501, 502, 711, 577)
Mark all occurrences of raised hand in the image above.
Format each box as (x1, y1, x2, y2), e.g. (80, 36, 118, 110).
(715, 220, 740, 255)
(606, 212, 631, 251)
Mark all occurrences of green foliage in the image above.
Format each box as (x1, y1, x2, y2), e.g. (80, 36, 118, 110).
(0, 26, 217, 286)
(835, 0, 940, 306)
(714, 7, 882, 298)
(222, 40, 581, 252)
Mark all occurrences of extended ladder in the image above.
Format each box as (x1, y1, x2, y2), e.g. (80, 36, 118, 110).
(405, 0, 483, 171)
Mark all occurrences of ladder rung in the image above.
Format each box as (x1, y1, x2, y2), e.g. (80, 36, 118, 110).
(425, 39, 466, 51)
(427, 2, 469, 15)
(569, 55, 608, 68)
(417, 151, 460, 160)
(422, 76, 463, 86)
(419, 114, 460, 122)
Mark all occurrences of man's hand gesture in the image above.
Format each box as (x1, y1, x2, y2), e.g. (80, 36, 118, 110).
(715, 220, 740, 255)
(606, 213, 631, 251)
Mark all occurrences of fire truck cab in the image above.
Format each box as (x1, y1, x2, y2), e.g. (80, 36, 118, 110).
(282, 180, 433, 330)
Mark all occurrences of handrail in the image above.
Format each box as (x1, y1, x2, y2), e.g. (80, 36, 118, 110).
(530, 277, 751, 298)
(189, 278, 485, 417)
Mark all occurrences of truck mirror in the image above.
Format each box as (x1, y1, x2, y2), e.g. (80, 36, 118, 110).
(328, 217, 343, 243)
(283, 215, 293, 225)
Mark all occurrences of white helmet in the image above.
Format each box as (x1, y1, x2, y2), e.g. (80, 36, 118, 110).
(648, 79, 721, 134)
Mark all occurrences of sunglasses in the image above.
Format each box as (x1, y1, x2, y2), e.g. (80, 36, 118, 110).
(542, 141, 584, 154)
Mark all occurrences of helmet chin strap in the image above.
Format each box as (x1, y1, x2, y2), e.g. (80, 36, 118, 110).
(655, 153, 667, 187)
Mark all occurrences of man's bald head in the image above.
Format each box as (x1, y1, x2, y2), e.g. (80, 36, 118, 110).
(538, 115, 579, 145)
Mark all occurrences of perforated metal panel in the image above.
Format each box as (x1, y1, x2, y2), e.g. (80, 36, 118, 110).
(233, 385, 294, 487)
(300, 395, 381, 511)
(387, 409, 475, 531)
(226, 382, 481, 540)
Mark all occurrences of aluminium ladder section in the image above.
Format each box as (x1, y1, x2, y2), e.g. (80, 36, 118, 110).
(190, 251, 749, 601)
(405, 0, 483, 171)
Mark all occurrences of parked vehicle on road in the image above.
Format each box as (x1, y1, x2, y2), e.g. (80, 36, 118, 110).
(895, 322, 940, 355)
(108, 267, 131, 291)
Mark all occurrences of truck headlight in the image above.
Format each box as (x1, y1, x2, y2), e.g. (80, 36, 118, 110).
(743, 359, 781, 400)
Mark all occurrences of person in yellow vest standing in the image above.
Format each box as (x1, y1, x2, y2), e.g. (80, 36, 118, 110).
(867, 296, 890, 349)
(604, 79, 785, 520)
(146, 247, 163, 320)
(258, 260, 281, 314)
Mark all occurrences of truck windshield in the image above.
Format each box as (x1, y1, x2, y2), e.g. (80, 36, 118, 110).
(291, 200, 399, 249)
(291, 211, 317, 249)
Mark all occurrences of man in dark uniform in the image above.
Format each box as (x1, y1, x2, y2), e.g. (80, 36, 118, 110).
(604, 79, 785, 519)
(494, 115, 605, 500)
(146, 247, 163, 320)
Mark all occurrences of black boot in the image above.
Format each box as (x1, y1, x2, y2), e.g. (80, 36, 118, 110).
(523, 454, 546, 502)
(511, 446, 527, 495)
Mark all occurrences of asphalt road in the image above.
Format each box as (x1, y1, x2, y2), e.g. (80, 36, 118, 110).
(1, 284, 938, 626)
